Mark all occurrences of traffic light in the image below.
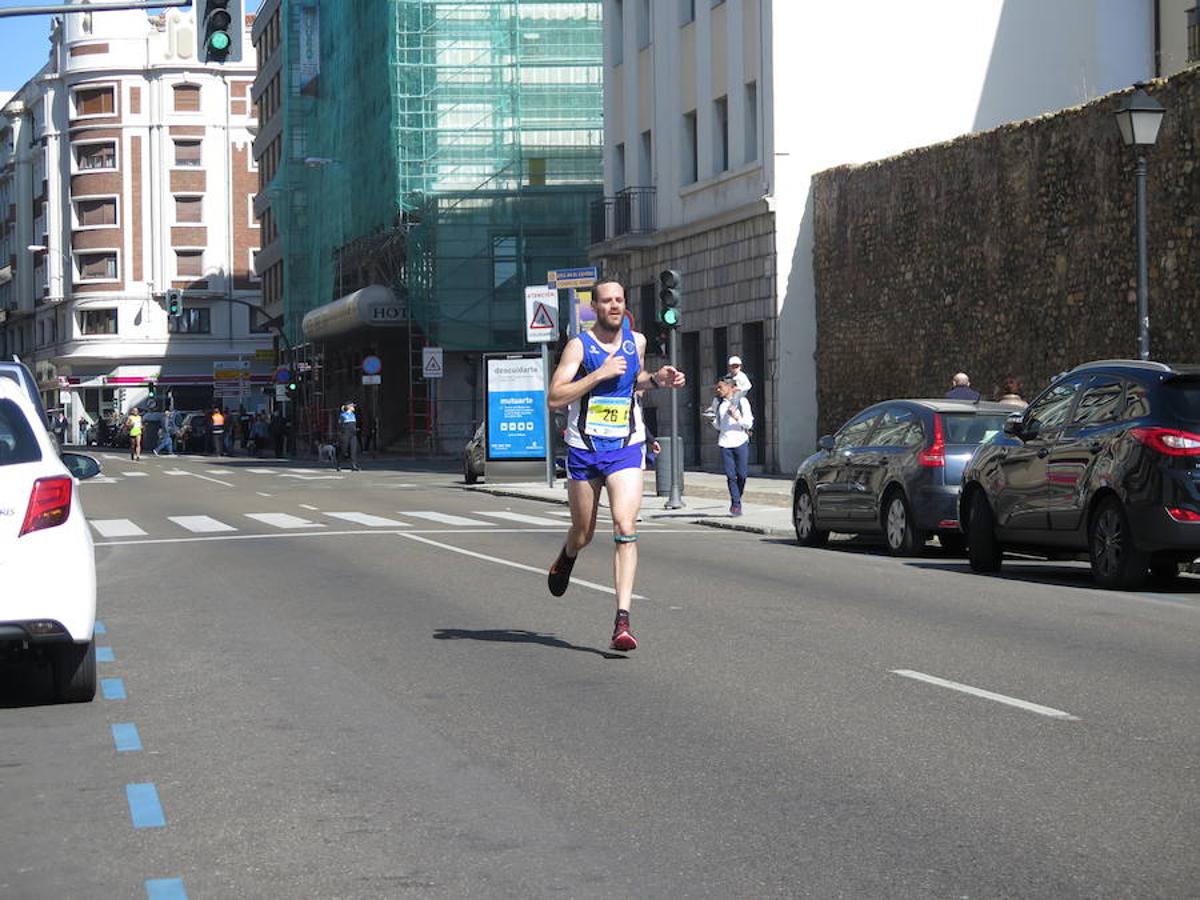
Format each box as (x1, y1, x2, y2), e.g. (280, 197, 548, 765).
(197, 0, 243, 63)
(658, 269, 682, 329)
(147, 381, 157, 400)
(165, 289, 183, 318)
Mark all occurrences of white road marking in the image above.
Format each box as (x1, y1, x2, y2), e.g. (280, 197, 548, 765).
(291, 468, 319, 474)
(91, 527, 702, 547)
(474, 511, 566, 527)
(398, 532, 645, 599)
(207, 469, 233, 475)
(401, 511, 491, 526)
(169, 516, 236, 533)
(86, 476, 120, 484)
(890, 670, 1079, 721)
(299, 504, 319, 510)
(163, 470, 189, 476)
(256, 492, 272, 497)
(245, 513, 324, 529)
(323, 512, 409, 527)
(121, 471, 149, 477)
(276, 474, 342, 481)
(90, 519, 147, 538)
(246, 468, 276, 474)
(187, 472, 235, 487)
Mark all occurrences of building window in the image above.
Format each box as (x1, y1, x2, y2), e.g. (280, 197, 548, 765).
(77, 252, 118, 281)
(249, 307, 270, 332)
(175, 195, 203, 223)
(75, 142, 116, 171)
(1189, 6, 1200, 62)
(174, 140, 202, 167)
(74, 86, 114, 116)
(682, 110, 697, 184)
(636, 0, 651, 48)
(611, 0, 624, 65)
(613, 142, 626, 192)
(681, 0, 695, 25)
(175, 250, 204, 278)
(713, 95, 728, 174)
(168, 307, 210, 334)
(173, 84, 201, 113)
(639, 129, 652, 184)
(744, 81, 758, 163)
(75, 197, 117, 227)
(78, 308, 118, 335)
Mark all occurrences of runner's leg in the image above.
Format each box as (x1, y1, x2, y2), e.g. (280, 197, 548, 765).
(565, 477, 602, 555)
(605, 466, 644, 612)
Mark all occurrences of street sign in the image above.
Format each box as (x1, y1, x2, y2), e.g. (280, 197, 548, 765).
(255, 348, 275, 361)
(273, 366, 291, 384)
(275, 385, 287, 400)
(422, 347, 444, 379)
(362, 354, 382, 375)
(547, 266, 597, 289)
(524, 285, 559, 343)
(362, 374, 382, 385)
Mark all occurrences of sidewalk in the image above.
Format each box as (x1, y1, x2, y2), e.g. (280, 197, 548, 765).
(467, 469, 797, 537)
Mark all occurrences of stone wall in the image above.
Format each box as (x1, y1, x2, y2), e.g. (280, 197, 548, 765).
(811, 67, 1199, 437)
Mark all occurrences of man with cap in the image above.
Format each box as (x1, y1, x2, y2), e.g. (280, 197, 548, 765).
(337, 401, 360, 471)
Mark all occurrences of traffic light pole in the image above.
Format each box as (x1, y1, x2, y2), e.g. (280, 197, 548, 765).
(666, 327, 684, 509)
(0, 0, 190, 17)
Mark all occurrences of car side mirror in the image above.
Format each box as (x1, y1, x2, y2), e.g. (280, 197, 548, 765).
(1003, 415, 1022, 437)
(1020, 418, 1042, 441)
(62, 452, 102, 480)
(818, 434, 835, 452)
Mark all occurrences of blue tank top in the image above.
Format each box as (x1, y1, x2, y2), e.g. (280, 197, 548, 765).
(564, 321, 644, 452)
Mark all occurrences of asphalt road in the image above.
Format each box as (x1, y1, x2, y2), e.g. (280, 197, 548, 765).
(2, 451, 1197, 898)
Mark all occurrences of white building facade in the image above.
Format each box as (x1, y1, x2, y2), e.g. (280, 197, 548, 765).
(590, 0, 1160, 473)
(0, 5, 266, 432)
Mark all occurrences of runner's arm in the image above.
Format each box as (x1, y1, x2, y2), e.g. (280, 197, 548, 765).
(634, 333, 686, 390)
(548, 338, 624, 410)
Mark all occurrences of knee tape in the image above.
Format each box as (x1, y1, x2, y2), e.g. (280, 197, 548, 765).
(613, 533, 639, 544)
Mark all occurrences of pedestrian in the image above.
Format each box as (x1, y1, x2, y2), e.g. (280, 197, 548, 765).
(996, 377, 1028, 410)
(711, 379, 754, 516)
(77, 415, 90, 445)
(270, 411, 287, 458)
(723, 355, 752, 402)
(210, 407, 226, 456)
(153, 413, 175, 456)
(337, 401, 360, 471)
(126, 407, 144, 460)
(51, 411, 67, 446)
(945, 372, 981, 401)
(250, 412, 270, 457)
(545, 277, 686, 651)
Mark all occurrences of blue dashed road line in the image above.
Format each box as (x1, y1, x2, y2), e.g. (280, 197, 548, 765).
(100, 678, 126, 700)
(112, 723, 143, 752)
(94, 620, 107, 634)
(145, 877, 188, 899)
(126, 783, 167, 828)
(97, 646, 115, 662)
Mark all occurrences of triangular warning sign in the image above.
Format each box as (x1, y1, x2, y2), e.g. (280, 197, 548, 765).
(423, 354, 442, 375)
(530, 302, 555, 329)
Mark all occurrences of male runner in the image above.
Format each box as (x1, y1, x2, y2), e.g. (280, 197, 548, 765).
(546, 278, 686, 651)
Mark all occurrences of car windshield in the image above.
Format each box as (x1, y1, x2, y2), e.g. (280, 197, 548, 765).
(942, 413, 1009, 445)
(1160, 377, 1200, 424)
(0, 399, 42, 465)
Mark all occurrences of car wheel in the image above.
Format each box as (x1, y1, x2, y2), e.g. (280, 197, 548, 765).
(1089, 497, 1149, 590)
(938, 531, 968, 555)
(883, 490, 922, 556)
(464, 457, 479, 484)
(966, 492, 1003, 573)
(52, 640, 96, 703)
(793, 484, 828, 547)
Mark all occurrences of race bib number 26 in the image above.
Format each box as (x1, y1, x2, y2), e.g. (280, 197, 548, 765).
(585, 397, 632, 438)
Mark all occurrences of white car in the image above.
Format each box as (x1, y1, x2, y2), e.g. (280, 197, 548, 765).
(0, 378, 102, 702)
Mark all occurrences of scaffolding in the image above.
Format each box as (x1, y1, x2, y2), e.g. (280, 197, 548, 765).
(277, 0, 602, 446)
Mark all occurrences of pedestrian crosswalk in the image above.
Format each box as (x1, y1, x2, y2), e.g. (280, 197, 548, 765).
(89, 506, 657, 540)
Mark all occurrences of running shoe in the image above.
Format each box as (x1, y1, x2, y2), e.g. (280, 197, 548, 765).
(730, 504, 743, 517)
(547, 546, 576, 596)
(611, 615, 638, 652)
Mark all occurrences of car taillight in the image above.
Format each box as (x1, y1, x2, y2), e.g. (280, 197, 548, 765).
(19, 476, 73, 537)
(1131, 427, 1200, 456)
(918, 413, 945, 467)
(1166, 507, 1200, 523)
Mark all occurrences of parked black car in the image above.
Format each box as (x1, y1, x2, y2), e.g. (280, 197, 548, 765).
(178, 411, 210, 453)
(793, 399, 1014, 554)
(961, 359, 1200, 589)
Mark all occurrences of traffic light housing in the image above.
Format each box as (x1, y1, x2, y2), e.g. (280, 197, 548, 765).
(658, 269, 682, 329)
(197, 0, 243, 63)
(165, 289, 183, 318)
(147, 381, 157, 399)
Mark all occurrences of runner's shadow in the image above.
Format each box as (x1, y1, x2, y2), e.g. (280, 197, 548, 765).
(433, 628, 629, 660)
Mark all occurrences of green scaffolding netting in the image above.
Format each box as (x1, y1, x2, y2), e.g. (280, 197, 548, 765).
(274, 0, 603, 350)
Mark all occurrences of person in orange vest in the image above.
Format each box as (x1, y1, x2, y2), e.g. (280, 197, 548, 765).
(210, 407, 226, 456)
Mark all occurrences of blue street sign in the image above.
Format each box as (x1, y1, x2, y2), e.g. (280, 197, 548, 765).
(273, 366, 291, 384)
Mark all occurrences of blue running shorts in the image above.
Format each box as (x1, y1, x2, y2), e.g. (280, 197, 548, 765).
(566, 444, 645, 481)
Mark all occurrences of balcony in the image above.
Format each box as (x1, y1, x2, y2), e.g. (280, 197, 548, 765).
(590, 186, 655, 245)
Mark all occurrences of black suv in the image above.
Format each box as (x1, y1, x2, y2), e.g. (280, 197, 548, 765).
(961, 360, 1200, 589)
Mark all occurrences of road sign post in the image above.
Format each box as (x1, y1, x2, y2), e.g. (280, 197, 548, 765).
(526, 285, 560, 488)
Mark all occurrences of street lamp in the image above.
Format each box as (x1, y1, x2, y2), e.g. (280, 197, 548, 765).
(1114, 86, 1165, 361)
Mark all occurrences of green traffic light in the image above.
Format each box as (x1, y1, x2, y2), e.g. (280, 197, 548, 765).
(663, 308, 680, 327)
(208, 31, 231, 52)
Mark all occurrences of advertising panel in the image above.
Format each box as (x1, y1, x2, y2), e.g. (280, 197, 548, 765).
(485, 354, 546, 461)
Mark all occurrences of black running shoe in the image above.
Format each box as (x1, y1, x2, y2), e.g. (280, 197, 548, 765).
(547, 546, 576, 596)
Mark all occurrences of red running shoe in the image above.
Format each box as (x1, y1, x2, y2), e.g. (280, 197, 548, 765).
(611, 615, 638, 652)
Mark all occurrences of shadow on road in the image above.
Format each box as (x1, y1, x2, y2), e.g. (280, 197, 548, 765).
(0, 661, 56, 708)
(433, 628, 630, 660)
(907, 559, 1200, 595)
